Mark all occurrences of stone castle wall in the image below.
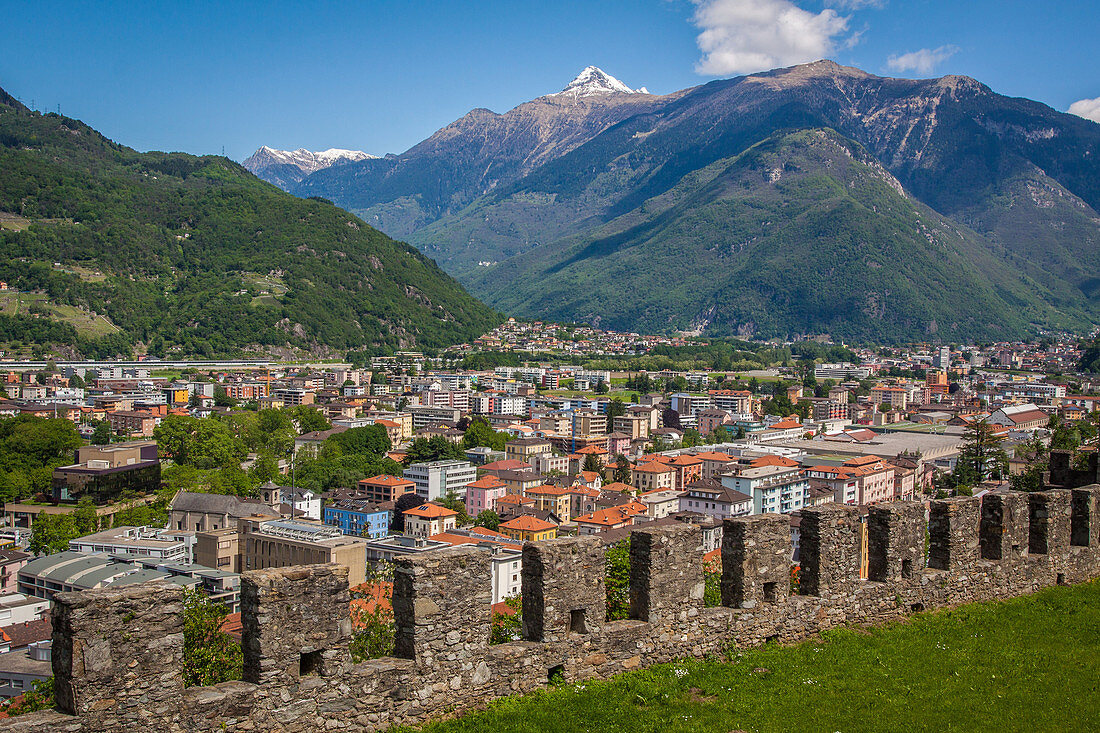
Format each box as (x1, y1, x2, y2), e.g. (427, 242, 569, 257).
(5, 487, 1100, 732)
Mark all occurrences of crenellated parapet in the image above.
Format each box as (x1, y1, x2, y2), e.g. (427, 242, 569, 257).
(7, 489, 1099, 733)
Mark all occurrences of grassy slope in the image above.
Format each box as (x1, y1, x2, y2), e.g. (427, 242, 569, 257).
(412, 580, 1100, 733)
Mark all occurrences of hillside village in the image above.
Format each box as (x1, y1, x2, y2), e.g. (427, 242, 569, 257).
(0, 327, 1097, 698)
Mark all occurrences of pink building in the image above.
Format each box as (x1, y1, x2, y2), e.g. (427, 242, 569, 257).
(464, 476, 509, 515)
(0, 549, 30, 594)
(805, 455, 896, 506)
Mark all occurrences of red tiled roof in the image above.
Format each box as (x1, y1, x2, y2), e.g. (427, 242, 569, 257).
(404, 503, 458, 519)
(219, 612, 243, 642)
(500, 515, 557, 532)
(750, 455, 799, 468)
(633, 461, 674, 474)
(360, 474, 415, 487)
(466, 476, 507, 489)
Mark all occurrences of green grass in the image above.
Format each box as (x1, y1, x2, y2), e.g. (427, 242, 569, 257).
(409, 580, 1100, 733)
(0, 292, 119, 338)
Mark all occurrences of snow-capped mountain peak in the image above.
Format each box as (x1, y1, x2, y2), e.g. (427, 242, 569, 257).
(247, 146, 375, 172)
(550, 66, 648, 99)
(242, 146, 377, 189)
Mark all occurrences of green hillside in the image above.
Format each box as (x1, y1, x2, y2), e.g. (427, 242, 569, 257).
(472, 129, 1086, 342)
(0, 90, 500, 358)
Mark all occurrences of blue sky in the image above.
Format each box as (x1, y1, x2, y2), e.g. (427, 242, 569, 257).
(1, 0, 1097, 160)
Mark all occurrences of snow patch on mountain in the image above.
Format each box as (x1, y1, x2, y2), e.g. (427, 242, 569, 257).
(548, 66, 649, 99)
(243, 146, 376, 176)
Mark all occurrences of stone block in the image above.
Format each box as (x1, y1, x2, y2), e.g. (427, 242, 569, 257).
(522, 536, 605, 642)
(980, 492, 1029, 561)
(1029, 490, 1072, 555)
(1071, 486, 1100, 547)
(867, 501, 925, 582)
(721, 514, 790, 608)
(52, 582, 184, 716)
(928, 497, 980, 571)
(629, 524, 704, 623)
(241, 563, 351, 686)
(799, 504, 862, 596)
(393, 545, 491, 667)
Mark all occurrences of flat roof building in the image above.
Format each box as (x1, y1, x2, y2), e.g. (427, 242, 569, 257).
(69, 525, 192, 564)
(238, 517, 369, 587)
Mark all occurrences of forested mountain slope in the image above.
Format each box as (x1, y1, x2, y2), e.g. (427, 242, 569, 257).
(0, 88, 499, 358)
(291, 61, 1100, 342)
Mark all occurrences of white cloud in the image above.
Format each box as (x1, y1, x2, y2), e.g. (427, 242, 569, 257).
(691, 0, 851, 76)
(886, 45, 959, 75)
(825, 0, 885, 9)
(1068, 97, 1100, 124)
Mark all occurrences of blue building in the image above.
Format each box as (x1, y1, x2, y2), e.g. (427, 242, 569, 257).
(323, 500, 392, 539)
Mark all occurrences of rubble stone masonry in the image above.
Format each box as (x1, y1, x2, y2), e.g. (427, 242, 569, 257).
(5, 487, 1100, 732)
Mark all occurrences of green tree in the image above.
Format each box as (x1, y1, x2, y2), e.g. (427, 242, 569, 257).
(1048, 415, 1081, 452)
(212, 387, 236, 408)
(1, 415, 82, 467)
(605, 539, 630, 621)
(474, 510, 501, 531)
(68, 373, 85, 389)
(462, 417, 507, 452)
(403, 436, 464, 465)
(1, 677, 53, 716)
(684, 427, 705, 447)
(349, 601, 395, 661)
(612, 454, 632, 485)
(182, 588, 242, 686)
(953, 419, 1010, 490)
(154, 415, 246, 469)
(437, 492, 470, 524)
(489, 595, 523, 644)
(325, 425, 391, 458)
(288, 405, 330, 434)
(582, 453, 602, 474)
(606, 398, 626, 421)
(29, 512, 82, 554)
(594, 379, 609, 394)
(247, 453, 282, 485)
(90, 421, 111, 445)
(390, 492, 427, 533)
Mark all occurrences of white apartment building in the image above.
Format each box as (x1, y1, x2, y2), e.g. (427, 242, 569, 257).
(403, 460, 478, 501)
(490, 548, 523, 605)
(721, 464, 809, 515)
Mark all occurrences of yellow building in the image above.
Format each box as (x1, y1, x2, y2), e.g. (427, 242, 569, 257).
(523, 484, 572, 522)
(499, 515, 558, 542)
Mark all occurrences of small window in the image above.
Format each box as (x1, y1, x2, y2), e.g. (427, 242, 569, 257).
(901, 559, 913, 579)
(762, 582, 778, 604)
(569, 608, 587, 634)
(300, 650, 323, 676)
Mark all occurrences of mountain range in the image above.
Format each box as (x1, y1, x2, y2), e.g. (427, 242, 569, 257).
(242, 145, 376, 188)
(270, 63, 1100, 342)
(0, 88, 498, 359)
